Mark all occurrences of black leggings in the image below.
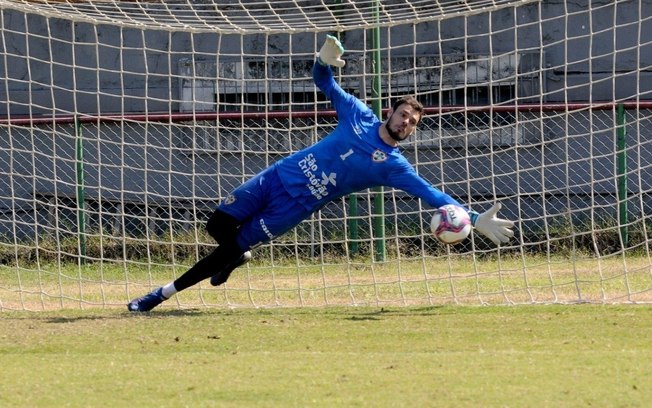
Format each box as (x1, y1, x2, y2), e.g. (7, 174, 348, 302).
(173, 209, 244, 291)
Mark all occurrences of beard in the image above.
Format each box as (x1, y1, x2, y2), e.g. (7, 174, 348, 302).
(385, 121, 405, 142)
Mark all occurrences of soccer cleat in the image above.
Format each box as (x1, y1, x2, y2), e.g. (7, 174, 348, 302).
(210, 251, 252, 286)
(127, 287, 168, 312)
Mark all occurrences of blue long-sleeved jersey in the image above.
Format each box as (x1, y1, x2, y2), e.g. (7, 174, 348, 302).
(274, 61, 461, 212)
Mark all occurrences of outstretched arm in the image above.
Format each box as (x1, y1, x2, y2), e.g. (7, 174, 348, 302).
(313, 34, 346, 96)
(312, 35, 360, 117)
(389, 165, 515, 245)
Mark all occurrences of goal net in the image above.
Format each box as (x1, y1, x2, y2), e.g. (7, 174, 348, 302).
(1, 0, 651, 310)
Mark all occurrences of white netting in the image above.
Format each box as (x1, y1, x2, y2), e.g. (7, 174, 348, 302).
(1, 0, 652, 310)
(0, 0, 539, 33)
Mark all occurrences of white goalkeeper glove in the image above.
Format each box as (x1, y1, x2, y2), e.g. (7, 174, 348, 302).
(317, 34, 345, 68)
(469, 203, 515, 245)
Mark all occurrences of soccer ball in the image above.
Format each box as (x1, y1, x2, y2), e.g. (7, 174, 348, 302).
(430, 204, 472, 245)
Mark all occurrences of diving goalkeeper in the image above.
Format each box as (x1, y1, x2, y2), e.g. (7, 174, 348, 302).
(128, 35, 515, 312)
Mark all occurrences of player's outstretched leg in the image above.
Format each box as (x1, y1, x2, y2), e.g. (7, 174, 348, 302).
(210, 250, 252, 286)
(127, 287, 168, 312)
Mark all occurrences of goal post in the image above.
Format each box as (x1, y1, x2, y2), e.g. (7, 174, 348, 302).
(1, 0, 651, 310)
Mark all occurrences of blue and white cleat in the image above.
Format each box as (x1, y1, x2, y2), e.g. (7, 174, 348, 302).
(127, 287, 168, 312)
(210, 251, 252, 286)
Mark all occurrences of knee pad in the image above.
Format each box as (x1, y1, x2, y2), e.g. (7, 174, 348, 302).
(206, 209, 240, 246)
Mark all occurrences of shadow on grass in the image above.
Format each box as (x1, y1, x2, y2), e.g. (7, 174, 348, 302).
(37, 308, 211, 323)
(28, 304, 455, 325)
(343, 305, 448, 321)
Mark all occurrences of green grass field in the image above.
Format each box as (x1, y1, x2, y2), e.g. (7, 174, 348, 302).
(2, 304, 652, 407)
(3, 254, 652, 311)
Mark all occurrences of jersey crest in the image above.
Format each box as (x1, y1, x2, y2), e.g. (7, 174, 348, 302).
(372, 149, 387, 162)
(223, 194, 236, 205)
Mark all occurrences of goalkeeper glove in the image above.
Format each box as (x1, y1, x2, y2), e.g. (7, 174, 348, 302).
(469, 203, 515, 245)
(318, 34, 345, 68)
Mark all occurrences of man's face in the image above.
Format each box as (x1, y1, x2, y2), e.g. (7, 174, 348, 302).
(385, 104, 421, 141)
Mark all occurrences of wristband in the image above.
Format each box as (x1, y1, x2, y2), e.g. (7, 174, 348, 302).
(468, 210, 479, 226)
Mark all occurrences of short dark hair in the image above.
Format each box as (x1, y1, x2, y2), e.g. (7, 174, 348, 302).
(392, 96, 424, 124)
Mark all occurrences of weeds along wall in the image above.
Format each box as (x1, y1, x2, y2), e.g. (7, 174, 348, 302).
(1, 0, 652, 309)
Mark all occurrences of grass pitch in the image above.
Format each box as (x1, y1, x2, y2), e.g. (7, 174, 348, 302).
(1, 305, 651, 407)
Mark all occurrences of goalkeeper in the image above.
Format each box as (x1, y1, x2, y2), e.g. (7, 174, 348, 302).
(128, 35, 515, 312)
